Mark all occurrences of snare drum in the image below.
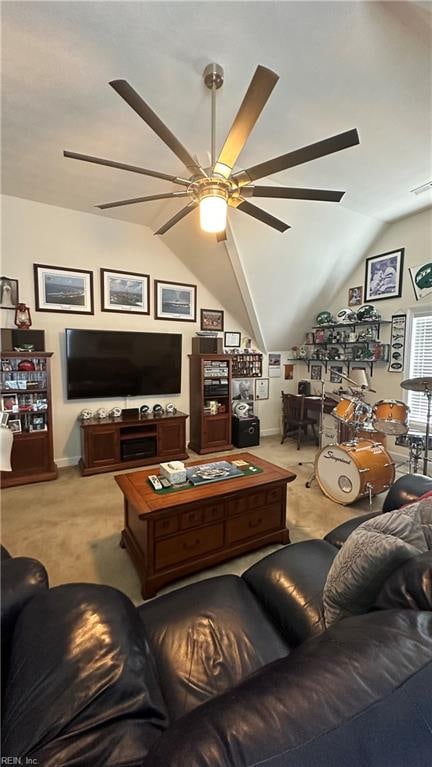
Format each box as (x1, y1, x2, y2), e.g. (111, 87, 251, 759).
(372, 399, 409, 435)
(315, 439, 395, 505)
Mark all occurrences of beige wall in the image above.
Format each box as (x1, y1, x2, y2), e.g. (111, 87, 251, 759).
(2, 195, 281, 465)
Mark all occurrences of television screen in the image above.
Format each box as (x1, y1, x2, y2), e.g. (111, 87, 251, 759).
(66, 328, 182, 399)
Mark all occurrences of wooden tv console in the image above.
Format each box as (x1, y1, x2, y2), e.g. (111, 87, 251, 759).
(79, 412, 188, 476)
(116, 452, 295, 598)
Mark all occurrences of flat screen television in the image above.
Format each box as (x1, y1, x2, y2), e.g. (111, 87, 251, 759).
(65, 328, 182, 399)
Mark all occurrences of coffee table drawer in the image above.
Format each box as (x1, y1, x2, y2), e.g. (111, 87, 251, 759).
(154, 515, 179, 539)
(227, 505, 282, 544)
(180, 508, 204, 530)
(203, 502, 224, 523)
(227, 496, 248, 516)
(155, 523, 224, 570)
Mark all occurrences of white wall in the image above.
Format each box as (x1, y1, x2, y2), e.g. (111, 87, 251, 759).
(1, 195, 280, 465)
(281, 207, 432, 452)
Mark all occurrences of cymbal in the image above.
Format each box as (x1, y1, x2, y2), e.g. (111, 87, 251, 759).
(400, 376, 432, 392)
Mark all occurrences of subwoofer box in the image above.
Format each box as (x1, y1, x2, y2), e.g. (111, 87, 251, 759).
(1, 328, 45, 351)
(232, 415, 260, 448)
(192, 336, 223, 354)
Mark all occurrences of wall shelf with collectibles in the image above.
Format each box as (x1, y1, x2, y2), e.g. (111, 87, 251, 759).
(288, 306, 390, 376)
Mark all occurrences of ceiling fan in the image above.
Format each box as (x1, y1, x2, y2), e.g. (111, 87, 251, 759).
(64, 63, 360, 240)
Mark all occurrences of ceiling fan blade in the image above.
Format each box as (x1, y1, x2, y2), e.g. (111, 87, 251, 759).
(96, 192, 189, 210)
(109, 80, 204, 177)
(242, 186, 345, 202)
(216, 229, 227, 242)
(232, 128, 360, 185)
(236, 199, 290, 232)
(63, 151, 190, 186)
(213, 66, 279, 180)
(154, 201, 198, 235)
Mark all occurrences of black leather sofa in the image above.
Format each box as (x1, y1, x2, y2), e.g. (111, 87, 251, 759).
(1, 475, 432, 767)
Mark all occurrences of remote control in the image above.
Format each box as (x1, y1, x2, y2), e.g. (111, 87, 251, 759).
(159, 477, 171, 488)
(148, 474, 162, 490)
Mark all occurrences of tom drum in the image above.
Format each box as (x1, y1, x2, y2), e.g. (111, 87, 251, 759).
(372, 399, 409, 436)
(315, 439, 395, 505)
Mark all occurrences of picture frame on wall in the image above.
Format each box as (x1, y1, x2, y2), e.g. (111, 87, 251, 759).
(200, 308, 224, 332)
(224, 331, 241, 348)
(154, 280, 197, 322)
(232, 378, 254, 401)
(255, 378, 269, 400)
(0, 276, 19, 308)
(310, 364, 322, 381)
(34, 264, 94, 314)
(364, 248, 404, 302)
(330, 365, 343, 383)
(101, 269, 150, 314)
(348, 286, 363, 306)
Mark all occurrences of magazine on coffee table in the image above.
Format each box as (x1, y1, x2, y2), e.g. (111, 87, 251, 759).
(186, 461, 244, 486)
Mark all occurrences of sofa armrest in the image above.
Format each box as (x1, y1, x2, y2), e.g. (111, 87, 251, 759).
(382, 473, 432, 512)
(242, 540, 337, 646)
(324, 512, 381, 549)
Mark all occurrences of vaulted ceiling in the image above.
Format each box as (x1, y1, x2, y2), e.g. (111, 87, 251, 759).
(2, 1, 431, 349)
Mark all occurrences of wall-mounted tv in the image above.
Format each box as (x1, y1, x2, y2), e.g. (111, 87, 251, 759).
(65, 328, 182, 399)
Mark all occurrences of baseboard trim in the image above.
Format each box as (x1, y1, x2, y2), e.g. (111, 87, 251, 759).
(261, 428, 280, 437)
(56, 456, 80, 469)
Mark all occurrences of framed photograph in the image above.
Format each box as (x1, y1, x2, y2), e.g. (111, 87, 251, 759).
(201, 308, 224, 331)
(2, 394, 18, 412)
(348, 286, 363, 306)
(310, 364, 322, 381)
(232, 378, 254, 401)
(30, 413, 46, 431)
(0, 412, 9, 427)
(0, 276, 19, 308)
(8, 419, 22, 433)
(364, 248, 404, 302)
(224, 331, 241, 348)
(101, 269, 150, 314)
(34, 263, 94, 314)
(330, 365, 343, 383)
(284, 364, 294, 380)
(154, 280, 196, 322)
(255, 378, 269, 400)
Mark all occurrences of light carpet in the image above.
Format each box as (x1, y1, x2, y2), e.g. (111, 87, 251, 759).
(1, 436, 384, 604)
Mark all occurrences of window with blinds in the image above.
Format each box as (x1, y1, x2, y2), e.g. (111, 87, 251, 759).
(407, 312, 432, 428)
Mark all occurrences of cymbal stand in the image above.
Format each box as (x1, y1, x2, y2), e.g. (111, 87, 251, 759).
(298, 379, 326, 488)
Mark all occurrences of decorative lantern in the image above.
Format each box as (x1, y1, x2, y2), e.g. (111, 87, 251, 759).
(14, 303, 32, 329)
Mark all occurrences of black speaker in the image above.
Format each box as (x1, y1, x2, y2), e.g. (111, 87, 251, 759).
(232, 415, 260, 448)
(298, 380, 311, 396)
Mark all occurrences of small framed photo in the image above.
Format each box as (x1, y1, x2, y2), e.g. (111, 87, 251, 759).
(30, 413, 46, 431)
(364, 248, 404, 302)
(255, 378, 269, 400)
(8, 419, 21, 433)
(200, 308, 224, 332)
(330, 365, 343, 383)
(154, 280, 196, 322)
(348, 286, 363, 306)
(224, 331, 241, 348)
(2, 394, 18, 412)
(34, 263, 94, 314)
(101, 269, 150, 314)
(310, 364, 322, 381)
(0, 276, 19, 308)
(0, 412, 9, 427)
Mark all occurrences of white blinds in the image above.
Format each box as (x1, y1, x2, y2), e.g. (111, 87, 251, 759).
(407, 312, 432, 428)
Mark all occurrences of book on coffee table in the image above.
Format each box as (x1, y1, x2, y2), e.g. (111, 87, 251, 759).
(186, 460, 244, 486)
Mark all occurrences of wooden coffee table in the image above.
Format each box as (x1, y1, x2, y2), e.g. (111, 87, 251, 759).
(116, 452, 296, 598)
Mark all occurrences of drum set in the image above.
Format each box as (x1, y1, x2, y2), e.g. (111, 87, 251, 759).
(311, 373, 432, 507)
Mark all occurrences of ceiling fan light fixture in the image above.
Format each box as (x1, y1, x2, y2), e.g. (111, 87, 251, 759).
(198, 183, 228, 233)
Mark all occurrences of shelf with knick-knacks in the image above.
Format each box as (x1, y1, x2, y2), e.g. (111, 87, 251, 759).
(288, 320, 390, 376)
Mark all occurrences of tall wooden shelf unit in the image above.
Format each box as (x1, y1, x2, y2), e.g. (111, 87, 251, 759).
(189, 354, 233, 454)
(1, 352, 57, 487)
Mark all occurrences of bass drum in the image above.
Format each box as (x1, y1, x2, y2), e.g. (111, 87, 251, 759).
(315, 439, 395, 505)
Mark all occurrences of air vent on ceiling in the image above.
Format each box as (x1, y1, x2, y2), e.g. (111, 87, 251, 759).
(410, 181, 432, 196)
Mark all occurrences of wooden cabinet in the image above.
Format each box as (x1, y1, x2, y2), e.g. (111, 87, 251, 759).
(1, 352, 57, 487)
(80, 412, 188, 475)
(188, 354, 233, 454)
